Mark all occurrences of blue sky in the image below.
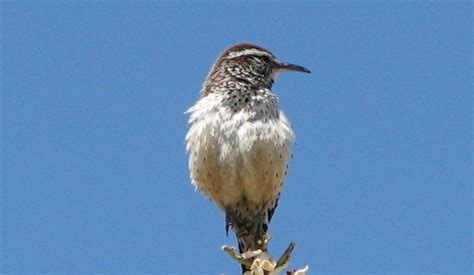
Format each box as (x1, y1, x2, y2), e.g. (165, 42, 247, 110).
(1, 2, 472, 274)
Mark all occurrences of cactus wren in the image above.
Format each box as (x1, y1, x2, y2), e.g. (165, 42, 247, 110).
(185, 43, 310, 271)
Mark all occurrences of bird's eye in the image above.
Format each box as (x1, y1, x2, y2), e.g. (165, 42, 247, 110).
(265, 63, 274, 77)
(259, 55, 270, 64)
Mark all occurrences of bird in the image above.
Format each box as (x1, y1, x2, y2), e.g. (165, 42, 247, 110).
(185, 43, 310, 272)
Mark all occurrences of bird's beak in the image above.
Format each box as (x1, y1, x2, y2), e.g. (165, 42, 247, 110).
(276, 61, 311, 74)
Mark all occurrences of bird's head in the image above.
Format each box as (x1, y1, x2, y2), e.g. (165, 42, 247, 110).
(202, 43, 310, 96)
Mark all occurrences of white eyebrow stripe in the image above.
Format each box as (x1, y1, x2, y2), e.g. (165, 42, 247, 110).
(227, 49, 272, 59)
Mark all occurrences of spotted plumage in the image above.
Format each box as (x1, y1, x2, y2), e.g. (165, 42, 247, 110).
(185, 43, 310, 273)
